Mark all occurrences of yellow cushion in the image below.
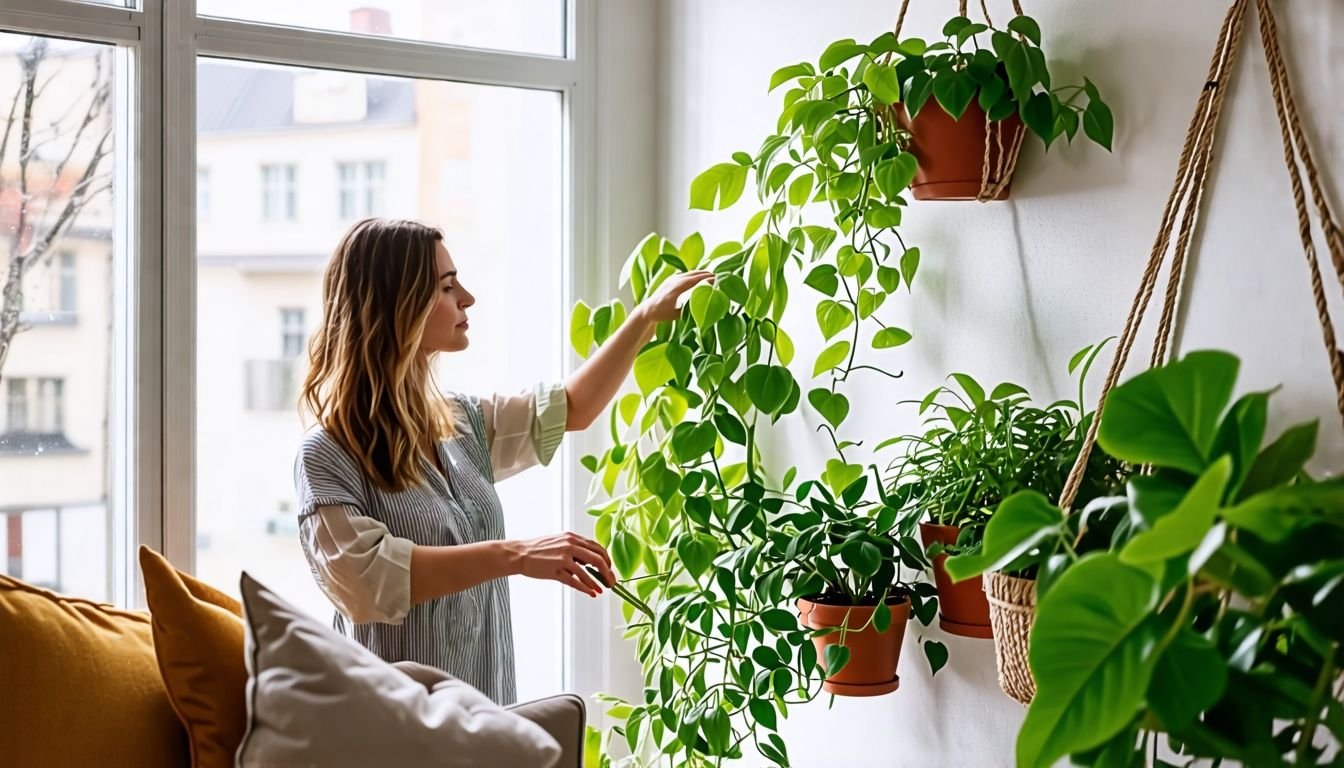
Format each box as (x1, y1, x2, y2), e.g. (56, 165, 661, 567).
(139, 546, 247, 768)
(0, 573, 188, 766)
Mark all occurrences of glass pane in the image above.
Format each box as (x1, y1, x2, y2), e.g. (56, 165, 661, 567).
(195, 59, 565, 701)
(0, 34, 123, 603)
(197, 0, 566, 58)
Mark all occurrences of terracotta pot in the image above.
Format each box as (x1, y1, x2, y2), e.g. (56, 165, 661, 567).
(797, 595, 910, 697)
(919, 522, 993, 639)
(897, 100, 1024, 201)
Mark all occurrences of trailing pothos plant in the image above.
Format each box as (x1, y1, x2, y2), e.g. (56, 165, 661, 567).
(880, 341, 1127, 558)
(568, 25, 955, 768)
(841, 11, 1115, 148)
(954, 350, 1344, 768)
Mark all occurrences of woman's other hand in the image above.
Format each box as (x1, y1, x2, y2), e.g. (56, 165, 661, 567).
(507, 532, 616, 597)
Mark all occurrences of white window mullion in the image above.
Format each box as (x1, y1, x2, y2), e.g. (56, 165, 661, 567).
(158, 0, 198, 577)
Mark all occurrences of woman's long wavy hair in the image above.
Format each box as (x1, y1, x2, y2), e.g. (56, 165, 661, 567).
(301, 218, 457, 493)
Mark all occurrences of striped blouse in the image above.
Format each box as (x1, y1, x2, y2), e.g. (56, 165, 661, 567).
(293, 383, 567, 705)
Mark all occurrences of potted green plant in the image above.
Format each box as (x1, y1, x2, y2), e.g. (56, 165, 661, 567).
(882, 342, 1125, 639)
(849, 9, 1114, 199)
(570, 22, 944, 766)
(985, 350, 1344, 767)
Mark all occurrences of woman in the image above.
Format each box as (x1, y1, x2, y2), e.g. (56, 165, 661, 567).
(295, 218, 710, 704)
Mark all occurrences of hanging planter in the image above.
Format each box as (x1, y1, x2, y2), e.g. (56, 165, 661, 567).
(918, 522, 993, 638)
(866, 0, 1114, 201)
(897, 101, 1023, 201)
(983, 571, 1036, 704)
(798, 593, 912, 697)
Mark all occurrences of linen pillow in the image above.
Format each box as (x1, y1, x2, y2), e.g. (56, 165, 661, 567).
(0, 574, 188, 766)
(139, 545, 247, 768)
(235, 572, 561, 768)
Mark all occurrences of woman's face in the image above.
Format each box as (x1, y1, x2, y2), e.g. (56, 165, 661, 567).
(420, 242, 476, 354)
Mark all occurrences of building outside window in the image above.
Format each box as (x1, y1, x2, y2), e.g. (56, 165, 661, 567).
(337, 160, 386, 219)
(280, 308, 306, 359)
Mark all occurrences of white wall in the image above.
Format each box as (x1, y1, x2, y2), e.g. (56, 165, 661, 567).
(653, 1, 1344, 766)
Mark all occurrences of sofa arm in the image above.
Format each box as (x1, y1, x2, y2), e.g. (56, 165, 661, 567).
(507, 694, 586, 768)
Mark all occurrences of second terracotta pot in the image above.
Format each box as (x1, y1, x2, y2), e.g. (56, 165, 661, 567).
(897, 100, 1024, 201)
(919, 522, 993, 639)
(798, 595, 911, 697)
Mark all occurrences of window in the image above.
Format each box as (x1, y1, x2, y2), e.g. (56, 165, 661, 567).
(280, 308, 306, 359)
(196, 1, 567, 57)
(261, 164, 297, 221)
(0, 31, 121, 602)
(5, 379, 27, 433)
(337, 161, 386, 219)
(197, 168, 211, 219)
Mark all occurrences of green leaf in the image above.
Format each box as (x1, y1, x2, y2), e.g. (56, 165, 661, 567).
(924, 640, 949, 676)
(788, 173, 815, 206)
(814, 340, 851, 377)
(875, 152, 919, 199)
(877, 266, 901, 293)
(945, 491, 1064, 581)
(942, 15, 972, 37)
(748, 698, 778, 732)
(864, 205, 902, 230)
(857, 288, 886, 319)
(680, 232, 705, 270)
(862, 62, 901, 104)
(690, 162, 749, 211)
(1002, 39, 1034, 101)
(1211, 391, 1269, 493)
(991, 382, 1028, 400)
(769, 62, 814, 92)
(1241, 420, 1318, 497)
(808, 388, 851, 428)
(873, 327, 912, 349)
(815, 300, 854, 340)
(689, 284, 730, 332)
(1148, 629, 1228, 731)
(1083, 98, 1115, 151)
(612, 529, 645, 579)
(700, 707, 731, 755)
(824, 459, 864, 496)
(819, 39, 868, 72)
(1021, 91, 1055, 141)
(1007, 15, 1043, 46)
(804, 265, 839, 297)
(1098, 350, 1240, 475)
(840, 540, 882, 579)
(677, 533, 720, 580)
(770, 324, 795, 366)
(950, 372, 986, 407)
(760, 609, 797, 633)
(633, 342, 675, 395)
(1120, 456, 1231, 565)
(570, 301, 594, 358)
(932, 70, 977, 120)
(745, 364, 794, 414)
(824, 644, 851, 677)
(1223, 479, 1344, 542)
(1017, 553, 1163, 768)
(899, 247, 920, 290)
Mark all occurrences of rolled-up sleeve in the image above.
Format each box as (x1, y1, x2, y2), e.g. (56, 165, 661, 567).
(294, 432, 414, 625)
(299, 505, 413, 625)
(480, 382, 568, 482)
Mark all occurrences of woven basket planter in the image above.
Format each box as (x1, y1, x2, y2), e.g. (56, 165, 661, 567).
(984, 571, 1037, 705)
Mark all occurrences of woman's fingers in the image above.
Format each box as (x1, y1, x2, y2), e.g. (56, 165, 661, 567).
(567, 532, 614, 572)
(570, 543, 616, 588)
(556, 569, 596, 597)
(562, 564, 604, 596)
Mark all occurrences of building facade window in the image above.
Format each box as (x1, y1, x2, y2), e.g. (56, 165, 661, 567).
(280, 308, 306, 359)
(57, 252, 77, 314)
(261, 163, 297, 221)
(337, 160, 386, 219)
(5, 379, 27, 433)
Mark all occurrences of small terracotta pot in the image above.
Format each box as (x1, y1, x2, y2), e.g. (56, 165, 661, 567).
(897, 100, 1024, 201)
(919, 522, 993, 639)
(797, 595, 910, 697)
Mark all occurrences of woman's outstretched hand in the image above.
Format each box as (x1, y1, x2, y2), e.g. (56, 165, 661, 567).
(636, 270, 715, 324)
(508, 532, 616, 598)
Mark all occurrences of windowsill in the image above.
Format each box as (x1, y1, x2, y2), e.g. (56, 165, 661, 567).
(17, 311, 78, 326)
(0, 432, 87, 457)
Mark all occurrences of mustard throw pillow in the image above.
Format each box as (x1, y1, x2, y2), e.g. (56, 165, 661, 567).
(139, 546, 247, 768)
(0, 574, 188, 766)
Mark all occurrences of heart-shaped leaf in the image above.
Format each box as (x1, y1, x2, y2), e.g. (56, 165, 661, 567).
(808, 388, 851, 428)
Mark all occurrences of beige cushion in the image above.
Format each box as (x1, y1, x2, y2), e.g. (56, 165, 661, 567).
(235, 572, 561, 768)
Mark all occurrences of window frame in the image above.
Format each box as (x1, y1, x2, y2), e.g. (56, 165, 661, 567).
(0, 0, 607, 698)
